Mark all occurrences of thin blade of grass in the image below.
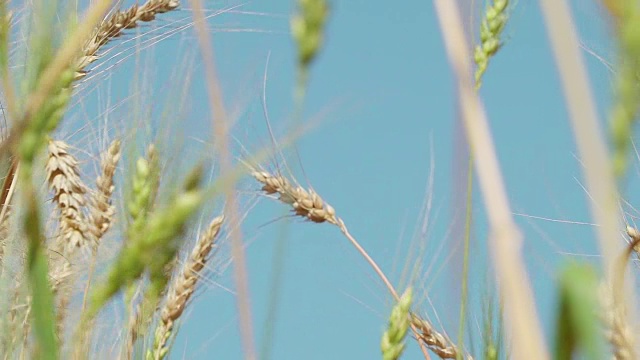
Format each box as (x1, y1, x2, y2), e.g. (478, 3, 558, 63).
(188, 2, 257, 359)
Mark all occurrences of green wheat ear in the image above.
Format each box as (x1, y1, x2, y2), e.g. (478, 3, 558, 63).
(85, 163, 205, 322)
(291, 0, 329, 69)
(381, 288, 413, 360)
(290, 0, 329, 104)
(474, 0, 509, 88)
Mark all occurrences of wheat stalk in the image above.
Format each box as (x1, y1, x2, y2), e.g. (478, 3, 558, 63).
(150, 215, 224, 360)
(433, 2, 548, 358)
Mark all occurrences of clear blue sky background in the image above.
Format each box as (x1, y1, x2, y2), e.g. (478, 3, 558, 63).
(71, 0, 625, 358)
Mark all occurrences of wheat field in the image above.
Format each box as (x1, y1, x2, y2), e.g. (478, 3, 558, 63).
(0, 0, 639, 359)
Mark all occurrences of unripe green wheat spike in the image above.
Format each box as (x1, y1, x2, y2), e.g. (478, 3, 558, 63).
(291, 0, 329, 104)
(291, 0, 329, 69)
(85, 164, 205, 322)
(381, 288, 413, 360)
(127, 145, 160, 239)
(474, 0, 509, 88)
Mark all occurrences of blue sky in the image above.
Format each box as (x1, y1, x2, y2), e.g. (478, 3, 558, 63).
(71, 0, 625, 358)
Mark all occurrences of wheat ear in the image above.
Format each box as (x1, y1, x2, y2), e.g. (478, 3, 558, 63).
(250, 167, 459, 359)
(598, 225, 640, 360)
(46, 139, 94, 345)
(76, 0, 180, 80)
(381, 288, 413, 360)
(89, 139, 121, 242)
(149, 215, 224, 360)
(473, 0, 508, 87)
(46, 139, 92, 253)
(600, 281, 635, 360)
(410, 314, 469, 359)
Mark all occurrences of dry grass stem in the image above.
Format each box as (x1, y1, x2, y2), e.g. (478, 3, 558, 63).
(540, 4, 639, 358)
(190, 1, 256, 358)
(538, 0, 628, 281)
(151, 215, 224, 359)
(433, 1, 548, 358)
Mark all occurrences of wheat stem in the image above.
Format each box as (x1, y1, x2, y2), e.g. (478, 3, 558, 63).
(433, 1, 548, 358)
(190, 1, 256, 359)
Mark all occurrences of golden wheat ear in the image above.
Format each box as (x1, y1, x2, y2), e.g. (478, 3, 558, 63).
(76, 0, 181, 81)
(149, 215, 224, 360)
(410, 313, 467, 359)
(46, 139, 92, 253)
(249, 164, 443, 357)
(88, 138, 121, 244)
